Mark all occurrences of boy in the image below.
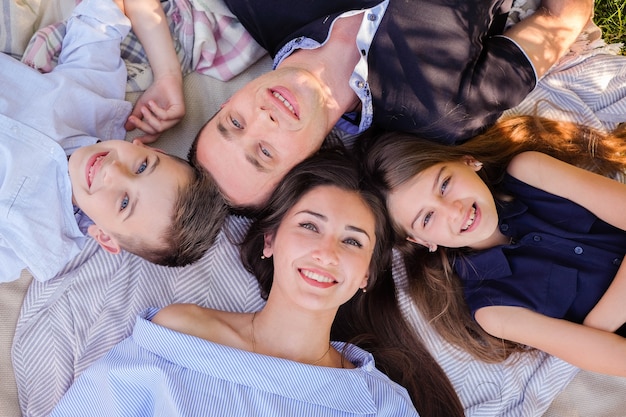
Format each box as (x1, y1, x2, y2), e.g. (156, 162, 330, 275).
(0, 0, 226, 283)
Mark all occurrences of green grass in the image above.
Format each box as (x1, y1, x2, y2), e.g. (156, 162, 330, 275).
(594, 0, 626, 54)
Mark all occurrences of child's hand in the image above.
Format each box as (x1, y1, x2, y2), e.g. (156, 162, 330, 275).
(125, 73, 185, 143)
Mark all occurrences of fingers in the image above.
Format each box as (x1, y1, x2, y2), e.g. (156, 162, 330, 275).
(125, 100, 184, 137)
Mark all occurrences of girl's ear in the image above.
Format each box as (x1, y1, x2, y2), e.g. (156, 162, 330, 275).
(461, 155, 483, 171)
(262, 232, 275, 259)
(406, 236, 437, 252)
(87, 225, 121, 255)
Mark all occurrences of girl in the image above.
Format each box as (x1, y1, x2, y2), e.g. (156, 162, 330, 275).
(50, 150, 463, 417)
(362, 116, 626, 375)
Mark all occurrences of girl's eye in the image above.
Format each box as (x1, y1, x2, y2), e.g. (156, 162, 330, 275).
(231, 117, 242, 129)
(423, 211, 433, 227)
(440, 177, 450, 194)
(299, 222, 317, 232)
(344, 238, 362, 248)
(136, 160, 148, 174)
(120, 195, 129, 211)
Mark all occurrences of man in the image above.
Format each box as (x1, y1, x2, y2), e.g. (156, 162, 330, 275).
(184, 0, 592, 208)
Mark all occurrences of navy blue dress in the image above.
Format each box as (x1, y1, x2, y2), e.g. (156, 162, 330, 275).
(456, 174, 626, 324)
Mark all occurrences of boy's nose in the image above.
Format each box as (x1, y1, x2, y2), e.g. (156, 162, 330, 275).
(103, 160, 131, 183)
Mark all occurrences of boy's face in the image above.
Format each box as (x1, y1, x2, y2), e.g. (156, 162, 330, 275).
(68, 139, 192, 254)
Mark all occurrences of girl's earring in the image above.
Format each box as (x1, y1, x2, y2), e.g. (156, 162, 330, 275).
(428, 244, 437, 253)
(474, 161, 483, 169)
(261, 255, 265, 260)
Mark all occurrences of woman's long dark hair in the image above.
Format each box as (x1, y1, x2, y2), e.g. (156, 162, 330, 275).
(361, 116, 626, 363)
(241, 149, 464, 417)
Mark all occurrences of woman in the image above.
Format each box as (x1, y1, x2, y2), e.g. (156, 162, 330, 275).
(50, 150, 463, 416)
(362, 116, 626, 375)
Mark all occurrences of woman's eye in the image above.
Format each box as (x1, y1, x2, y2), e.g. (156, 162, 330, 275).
(440, 177, 450, 194)
(136, 160, 148, 174)
(423, 211, 433, 227)
(344, 238, 362, 248)
(299, 222, 317, 232)
(120, 195, 129, 211)
(231, 117, 242, 129)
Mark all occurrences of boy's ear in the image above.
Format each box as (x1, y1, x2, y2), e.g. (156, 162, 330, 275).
(87, 224, 121, 255)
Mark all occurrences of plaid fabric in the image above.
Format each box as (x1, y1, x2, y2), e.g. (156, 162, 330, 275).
(20, 0, 266, 92)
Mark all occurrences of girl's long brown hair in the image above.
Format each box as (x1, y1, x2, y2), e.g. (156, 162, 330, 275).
(361, 116, 626, 362)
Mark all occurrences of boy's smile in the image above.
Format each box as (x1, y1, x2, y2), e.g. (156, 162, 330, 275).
(68, 139, 192, 253)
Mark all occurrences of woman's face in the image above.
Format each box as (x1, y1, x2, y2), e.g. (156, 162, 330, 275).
(264, 185, 376, 312)
(386, 158, 500, 250)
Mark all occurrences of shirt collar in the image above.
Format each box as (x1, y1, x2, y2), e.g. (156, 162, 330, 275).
(133, 310, 379, 413)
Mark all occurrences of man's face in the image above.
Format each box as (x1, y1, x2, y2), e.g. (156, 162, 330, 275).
(194, 67, 335, 208)
(68, 139, 192, 253)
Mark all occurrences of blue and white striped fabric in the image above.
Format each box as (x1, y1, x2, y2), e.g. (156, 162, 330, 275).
(49, 308, 418, 417)
(12, 214, 578, 417)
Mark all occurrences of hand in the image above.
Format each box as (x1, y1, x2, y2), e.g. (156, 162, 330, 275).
(125, 73, 185, 143)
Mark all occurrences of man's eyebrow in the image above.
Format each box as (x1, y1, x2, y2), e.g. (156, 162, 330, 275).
(245, 153, 270, 173)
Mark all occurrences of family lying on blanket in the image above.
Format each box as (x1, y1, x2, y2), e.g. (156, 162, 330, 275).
(4, 0, 626, 414)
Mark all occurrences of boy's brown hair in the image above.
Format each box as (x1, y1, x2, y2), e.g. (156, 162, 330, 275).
(114, 166, 228, 267)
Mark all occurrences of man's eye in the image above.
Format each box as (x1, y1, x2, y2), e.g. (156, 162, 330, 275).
(120, 195, 129, 211)
(231, 117, 242, 129)
(136, 160, 148, 174)
(260, 146, 271, 158)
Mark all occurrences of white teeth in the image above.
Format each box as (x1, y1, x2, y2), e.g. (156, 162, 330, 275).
(301, 269, 334, 283)
(273, 91, 295, 114)
(461, 205, 476, 231)
(89, 155, 105, 184)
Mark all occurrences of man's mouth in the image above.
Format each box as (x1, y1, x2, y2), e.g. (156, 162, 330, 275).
(271, 89, 299, 119)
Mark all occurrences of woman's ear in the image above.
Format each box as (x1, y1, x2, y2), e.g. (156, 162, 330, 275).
(262, 232, 275, 259)
(461, 155, 483, 171)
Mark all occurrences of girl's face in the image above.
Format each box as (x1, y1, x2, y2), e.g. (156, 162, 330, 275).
(387, 158, 499, 250)
(264, 185, 375, 312)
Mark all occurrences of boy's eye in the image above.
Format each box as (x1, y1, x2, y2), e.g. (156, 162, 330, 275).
(344, 238, 362, 248)
(120, 195, 129, 211)
(136, 160, 148, 174)
(231, 117, 242, 129)
(299, 222, 317, 232)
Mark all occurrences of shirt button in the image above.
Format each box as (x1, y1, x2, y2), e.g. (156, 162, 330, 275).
(356, 80, 365, 89)
(574, 246, 583, 255)
(613, 258, 622, 266)
(360, 49, 367, 56)
(295, 37, 303, 44)
(368, 13, 377, 21)
(500, 224, 509, 232)
(533, 235, 541, 242)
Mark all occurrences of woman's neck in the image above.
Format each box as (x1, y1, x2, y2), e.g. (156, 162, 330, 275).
(249, 297, 347, 368)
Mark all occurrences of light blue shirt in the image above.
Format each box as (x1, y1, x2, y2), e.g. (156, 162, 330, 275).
(0, 0, 132, 282)
(50, 308, 419, 416)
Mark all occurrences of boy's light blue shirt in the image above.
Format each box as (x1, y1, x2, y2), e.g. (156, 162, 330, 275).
(50, 308, 419, 417)
(0, 0, 132, 282)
